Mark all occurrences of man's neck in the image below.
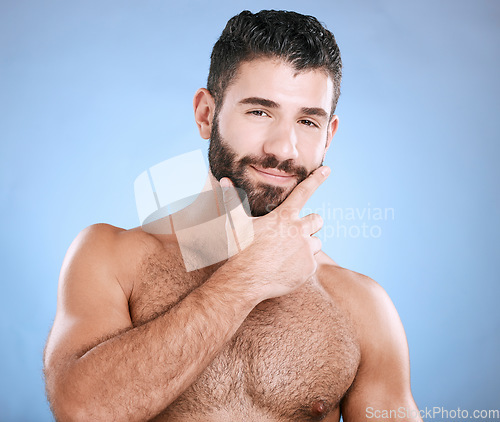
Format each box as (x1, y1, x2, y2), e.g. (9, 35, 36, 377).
(141, 172, 232, 271)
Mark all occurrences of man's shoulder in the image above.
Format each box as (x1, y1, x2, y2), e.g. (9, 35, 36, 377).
(317, 252, 395, 323)
(316, 251, 381, 300)
(316, 252, 405, 351)
(73, 223, 164, 256)
(64, 224, 169, 289)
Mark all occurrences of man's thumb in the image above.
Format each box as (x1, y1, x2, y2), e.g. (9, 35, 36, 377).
(219, 177, 254, 251)
(220, 177, 240, 213)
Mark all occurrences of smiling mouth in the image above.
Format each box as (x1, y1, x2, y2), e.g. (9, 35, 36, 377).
(250, 165, 297, 185)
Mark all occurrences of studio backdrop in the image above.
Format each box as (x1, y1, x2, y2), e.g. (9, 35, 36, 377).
(1, 0, 499, 420)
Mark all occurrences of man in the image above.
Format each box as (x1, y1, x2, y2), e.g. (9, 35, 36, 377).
(44, 10, 421, 421)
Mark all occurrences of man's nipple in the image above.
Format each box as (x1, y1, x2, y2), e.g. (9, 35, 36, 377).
(311, 399, 328, 419)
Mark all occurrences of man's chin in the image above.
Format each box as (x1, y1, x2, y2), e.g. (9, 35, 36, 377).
(246, 183, 294, 217)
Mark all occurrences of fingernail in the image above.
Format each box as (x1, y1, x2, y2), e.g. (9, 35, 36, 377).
(320, 166, 331, 176)
(220, 178, 230, 188)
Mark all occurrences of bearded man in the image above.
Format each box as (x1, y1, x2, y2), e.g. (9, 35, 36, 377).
(44, 10, 421, 422)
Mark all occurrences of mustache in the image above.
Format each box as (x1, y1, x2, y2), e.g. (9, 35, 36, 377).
(238, 154, 309, 180)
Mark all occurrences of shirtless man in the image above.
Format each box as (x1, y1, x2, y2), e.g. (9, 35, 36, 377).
(44, 10, 422, 422)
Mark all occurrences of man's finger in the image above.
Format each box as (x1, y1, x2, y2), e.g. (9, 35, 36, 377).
(301, 213, 324, 236)
(310, 236, 322, 255)
(279, 166, 330, 215)
(220, 178, 254, 250)
(220, 178, 240, 214)
(220, 178, 251, 220)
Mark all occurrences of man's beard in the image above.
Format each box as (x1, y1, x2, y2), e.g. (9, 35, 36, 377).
(208, 117, 315, 217)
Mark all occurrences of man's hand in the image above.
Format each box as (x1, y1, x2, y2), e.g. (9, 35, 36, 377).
(221, 166, 330, 301)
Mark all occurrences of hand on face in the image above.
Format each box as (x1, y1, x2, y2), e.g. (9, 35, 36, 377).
(220, 165, 330, 301)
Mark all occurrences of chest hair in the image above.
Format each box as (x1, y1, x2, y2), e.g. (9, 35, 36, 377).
(130, 248, 360, 421)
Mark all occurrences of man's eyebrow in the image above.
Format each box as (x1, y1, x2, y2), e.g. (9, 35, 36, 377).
(238, 97, 280, 108)
(239, 97, 329, 120)
(300, 107, 328, 119)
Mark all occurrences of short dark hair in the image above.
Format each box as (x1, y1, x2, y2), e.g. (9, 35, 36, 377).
(207, 10, 342, 116)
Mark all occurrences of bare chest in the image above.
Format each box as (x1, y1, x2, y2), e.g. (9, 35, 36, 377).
(130, 252, 360, 421)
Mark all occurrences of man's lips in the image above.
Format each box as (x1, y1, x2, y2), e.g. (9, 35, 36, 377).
(250, 165, 297, 185)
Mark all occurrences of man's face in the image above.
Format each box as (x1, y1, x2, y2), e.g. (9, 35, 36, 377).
(208, 58, 338, 216)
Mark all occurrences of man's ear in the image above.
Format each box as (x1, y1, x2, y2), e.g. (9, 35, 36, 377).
(193, 88, 216, 139)
(325, 115, 339, 152)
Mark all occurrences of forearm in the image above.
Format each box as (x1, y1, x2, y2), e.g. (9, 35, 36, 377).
(49, 264, 259, 422)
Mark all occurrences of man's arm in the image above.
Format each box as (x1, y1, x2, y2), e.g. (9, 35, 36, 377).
(337, 273, 422, 421)
(44, 224, 261, 421)
(44, 167, 330, 421)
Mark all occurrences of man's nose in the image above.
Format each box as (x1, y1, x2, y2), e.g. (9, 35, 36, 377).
(262, 122, 299, 162)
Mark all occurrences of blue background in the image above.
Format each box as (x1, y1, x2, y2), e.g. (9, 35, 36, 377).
(1, 0, 499, 420)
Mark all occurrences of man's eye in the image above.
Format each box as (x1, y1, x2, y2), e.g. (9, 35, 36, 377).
(250, 110, 269, 117)
(299, 119, 318, 128)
